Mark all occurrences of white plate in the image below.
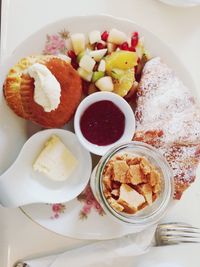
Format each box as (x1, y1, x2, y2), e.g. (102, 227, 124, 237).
(159, 0, 200, 6)
(0, 14, 198, 240)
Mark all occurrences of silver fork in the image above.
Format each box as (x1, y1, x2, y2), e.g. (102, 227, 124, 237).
(155, 222, 200, 246)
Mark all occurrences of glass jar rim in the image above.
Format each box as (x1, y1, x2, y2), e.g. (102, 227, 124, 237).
(96, 141, 173, 226)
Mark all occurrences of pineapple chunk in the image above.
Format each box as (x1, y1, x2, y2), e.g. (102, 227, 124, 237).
(105, 51, 138, 74)
(112, 69, 135, 97)
(111, 68, 125, 79)
(71, 33, 86, 55)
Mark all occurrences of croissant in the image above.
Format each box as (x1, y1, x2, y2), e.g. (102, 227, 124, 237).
(134, 57, 200, 199)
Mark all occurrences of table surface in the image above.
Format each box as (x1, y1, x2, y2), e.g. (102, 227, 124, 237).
(1, 0, 200, 266)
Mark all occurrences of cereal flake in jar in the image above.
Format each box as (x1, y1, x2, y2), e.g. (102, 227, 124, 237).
(102, 153, 162, 215)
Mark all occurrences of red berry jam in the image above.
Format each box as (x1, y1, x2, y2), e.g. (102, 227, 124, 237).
(80, 100, 125, 146)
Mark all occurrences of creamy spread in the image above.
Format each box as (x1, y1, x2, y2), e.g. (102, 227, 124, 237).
(27, 63, 61, 112)
(33, 135, 78, 182)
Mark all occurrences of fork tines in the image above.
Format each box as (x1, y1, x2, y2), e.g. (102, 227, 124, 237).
(155, 222, 200, 246)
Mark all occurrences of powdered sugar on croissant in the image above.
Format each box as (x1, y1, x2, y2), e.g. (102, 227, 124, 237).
(134, 57, 200, 199)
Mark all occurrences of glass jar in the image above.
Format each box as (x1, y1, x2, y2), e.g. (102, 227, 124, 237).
(90, 141, 173, 229)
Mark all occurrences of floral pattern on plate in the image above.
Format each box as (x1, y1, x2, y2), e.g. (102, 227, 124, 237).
(50, 185, 104, 220)
(51, 203, 66, 219)
(77, 185, 104, 219)
(43, 33, 66, 55)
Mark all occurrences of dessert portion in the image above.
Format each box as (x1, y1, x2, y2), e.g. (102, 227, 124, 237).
(80, 100, 125, 146)
(3, 55, 53, 119)
(3, 55, 82, 127)
(44, 29, 149, 98)
(33, 135, 77, 181)
(102, 153, 162, 214)
(134, 57, 200, 199)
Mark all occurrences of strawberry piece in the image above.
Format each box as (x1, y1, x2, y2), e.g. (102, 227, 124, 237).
(96, 42, 105, 50)
(71, 60, 79, 70)
(129, 46, 136, 52)
(67, 50, 78, 69)
(101, 31, 109, 41)
(67, 50, 76, 60)
(119, 42, 129, 50)
(131, 32, 139, 48)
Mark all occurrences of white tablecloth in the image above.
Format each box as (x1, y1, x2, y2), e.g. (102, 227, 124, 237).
(1, 1, 200, 267)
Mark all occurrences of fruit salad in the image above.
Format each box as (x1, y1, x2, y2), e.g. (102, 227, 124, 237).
(65, 29, 149, 97)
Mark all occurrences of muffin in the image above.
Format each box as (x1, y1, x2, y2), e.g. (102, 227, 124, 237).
(3, 55, 82, 128)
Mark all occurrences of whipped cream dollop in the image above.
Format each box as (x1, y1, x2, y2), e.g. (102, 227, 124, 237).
(27, 63, 61, 112)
